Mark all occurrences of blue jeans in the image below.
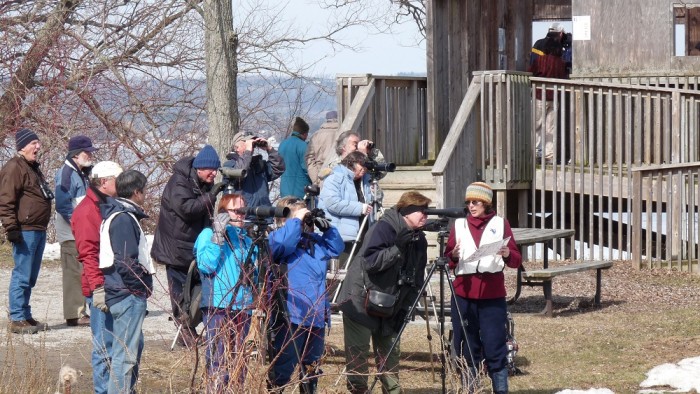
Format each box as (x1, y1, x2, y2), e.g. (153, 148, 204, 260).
(108, 295, 146, 394)
(9, 230, 46, 321)
(87, 296, 114, 394)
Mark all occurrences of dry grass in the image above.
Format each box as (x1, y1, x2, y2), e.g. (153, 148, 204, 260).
(2, 259, 700, 393)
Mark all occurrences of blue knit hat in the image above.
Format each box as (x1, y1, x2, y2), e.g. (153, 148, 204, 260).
(16, 128, 39, 151)
(192, 145, 221, 169)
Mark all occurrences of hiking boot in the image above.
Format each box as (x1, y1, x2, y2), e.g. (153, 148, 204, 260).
(66, 316, 90, 327)
(26, 317, 49, 331)
(9, 320, 40, 334)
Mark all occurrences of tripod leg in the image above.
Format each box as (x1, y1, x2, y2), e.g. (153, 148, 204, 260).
(170, 323, 183, 351)
(422, 291, 436, 383)
(331, 215, 369, 304)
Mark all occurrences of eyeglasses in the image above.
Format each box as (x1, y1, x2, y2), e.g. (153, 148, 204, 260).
(465, 200, 483, 206)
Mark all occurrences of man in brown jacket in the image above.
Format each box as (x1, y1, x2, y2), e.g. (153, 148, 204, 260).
(0, 128, 53, 334)
(305, 111, 339, 184)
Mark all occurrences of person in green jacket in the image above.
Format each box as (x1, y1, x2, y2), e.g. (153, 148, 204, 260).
(279, 117, 312, 199)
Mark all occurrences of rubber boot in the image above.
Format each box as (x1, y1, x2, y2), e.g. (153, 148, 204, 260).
(489, 367, 509, 394)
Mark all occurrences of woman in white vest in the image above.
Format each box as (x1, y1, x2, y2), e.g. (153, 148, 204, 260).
(444, 182, 521, 394)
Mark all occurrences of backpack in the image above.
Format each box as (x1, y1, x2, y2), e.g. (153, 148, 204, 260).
(505, 311, 522, 376)
(179, 260, 202, 328)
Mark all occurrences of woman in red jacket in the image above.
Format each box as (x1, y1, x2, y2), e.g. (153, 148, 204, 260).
(444, 182, 521, 394)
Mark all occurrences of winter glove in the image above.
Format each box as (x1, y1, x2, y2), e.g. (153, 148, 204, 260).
(314, 217, 331, 232)
(92, 286, 109, 312)
(211, 212, 230, 245)
(395, 228, 414, 252)
(6, 230, 22, 245)
(210, 182, 226, 198)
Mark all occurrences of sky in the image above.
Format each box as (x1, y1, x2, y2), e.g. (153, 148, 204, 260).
(281, 0, 426, 77)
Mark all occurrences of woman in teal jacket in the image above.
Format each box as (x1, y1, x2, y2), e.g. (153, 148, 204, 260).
(194, 192, 258, 391)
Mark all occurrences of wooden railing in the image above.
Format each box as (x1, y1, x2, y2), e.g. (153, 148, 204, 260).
(631, 163, 700, 273)
(432, 71, 533, 209)
(335, 74, 428, 165)
(529, 78, 700, 261)
(432, 71, 700, 265)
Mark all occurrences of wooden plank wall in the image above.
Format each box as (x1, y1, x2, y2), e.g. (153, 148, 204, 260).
(426, 0, 533, 162)
(335, 75, 428, 166)
(572, 0, 700, 78)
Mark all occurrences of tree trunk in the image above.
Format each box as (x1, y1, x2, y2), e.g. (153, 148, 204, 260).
(0, 0, 80, 135)
(203, 0, 239, 161)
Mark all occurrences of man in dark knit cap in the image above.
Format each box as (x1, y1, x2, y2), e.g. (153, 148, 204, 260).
(279, 116, 312, 198)
(0, 128, 53, 334)
(55, 135, 97, 327)
(151, 144, 224, 347)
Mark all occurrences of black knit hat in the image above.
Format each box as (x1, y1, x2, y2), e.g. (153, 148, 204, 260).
(16, 128, 39, 151)
(293, 117, 310, 134)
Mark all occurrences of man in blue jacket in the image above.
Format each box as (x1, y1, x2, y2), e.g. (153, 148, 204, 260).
(279, 117, 312, 199)
(100, 170, 154, 394)
(55, 135, 97, 327)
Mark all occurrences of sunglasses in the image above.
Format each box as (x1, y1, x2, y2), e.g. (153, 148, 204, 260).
(465, 200, 483, 206)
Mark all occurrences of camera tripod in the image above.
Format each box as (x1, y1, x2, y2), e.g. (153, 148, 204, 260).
(367, 219, 473, 394)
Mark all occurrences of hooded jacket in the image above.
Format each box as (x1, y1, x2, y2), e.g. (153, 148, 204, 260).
(100, 197, 153, 307)
(0, 155, 52, 232)
(337, 208, 427, 335)
(268, 218, 344, 328)
(151, 157, 216, 269)
(194, 225, 258, 310)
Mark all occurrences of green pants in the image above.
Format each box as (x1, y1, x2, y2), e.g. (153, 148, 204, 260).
(343, 315, 401, 393)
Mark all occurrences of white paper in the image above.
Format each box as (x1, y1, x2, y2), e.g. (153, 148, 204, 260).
(573, 15, 591, 41)
(461, 236, 511, 263)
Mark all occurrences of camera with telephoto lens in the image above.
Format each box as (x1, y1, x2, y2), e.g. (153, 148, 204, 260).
(219, 167, 247, 195)
(236, 206, 289, 219)
(303, 208, 326, 227)
(364, 160, 396, 173)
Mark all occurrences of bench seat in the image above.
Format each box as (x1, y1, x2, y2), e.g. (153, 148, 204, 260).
(521, 261, 613, 317)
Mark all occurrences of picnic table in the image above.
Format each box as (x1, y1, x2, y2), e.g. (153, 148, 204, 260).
(510, 228, 613, 316)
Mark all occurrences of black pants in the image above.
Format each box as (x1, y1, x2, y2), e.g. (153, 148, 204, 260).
(165, 265, 196, 329)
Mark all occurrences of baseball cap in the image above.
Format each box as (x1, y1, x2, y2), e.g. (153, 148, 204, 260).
(549, 22, 565, 33)
(231, 131, 255, 149)
(91, 161, 123, 179)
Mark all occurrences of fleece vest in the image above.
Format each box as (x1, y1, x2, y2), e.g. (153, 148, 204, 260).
(99, 211, 156, 274)
(454, 215, 505, 274)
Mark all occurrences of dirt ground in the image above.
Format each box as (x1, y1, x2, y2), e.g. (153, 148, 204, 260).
(2, 256, 700, 393)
